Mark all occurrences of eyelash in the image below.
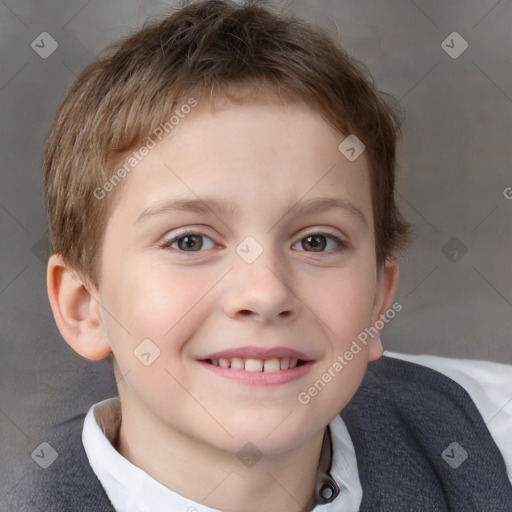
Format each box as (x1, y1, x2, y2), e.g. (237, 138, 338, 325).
(159, 230, 348, 254)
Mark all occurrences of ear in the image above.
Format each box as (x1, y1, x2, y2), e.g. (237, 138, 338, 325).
(367, 259, 400, 362)
(47, 254, 112, 361)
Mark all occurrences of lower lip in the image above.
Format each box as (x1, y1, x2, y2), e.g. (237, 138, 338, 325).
(198, 360, 314, 386)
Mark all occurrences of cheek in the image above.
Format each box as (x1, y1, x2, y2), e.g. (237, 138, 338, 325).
(300, 262, 376, 345)
(100, 259, 215, 356)
(99, 262, 209, 408)
(296, 269, 376, 421)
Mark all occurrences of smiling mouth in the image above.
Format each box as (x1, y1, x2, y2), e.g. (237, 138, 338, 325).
(202, 357, 306, 372)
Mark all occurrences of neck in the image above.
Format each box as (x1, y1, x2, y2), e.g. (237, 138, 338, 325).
(117, 399, 325, 512)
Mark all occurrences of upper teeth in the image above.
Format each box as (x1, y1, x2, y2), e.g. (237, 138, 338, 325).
(209, 357, 299, 372)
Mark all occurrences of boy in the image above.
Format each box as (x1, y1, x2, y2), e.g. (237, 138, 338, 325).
(40, 0, 512, 510)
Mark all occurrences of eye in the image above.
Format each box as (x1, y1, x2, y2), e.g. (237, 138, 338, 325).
(161, 232, 216, 252)
(292, 233, 346, 253)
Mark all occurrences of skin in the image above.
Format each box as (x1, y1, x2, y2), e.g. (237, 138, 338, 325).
(48, 98, 399, 512)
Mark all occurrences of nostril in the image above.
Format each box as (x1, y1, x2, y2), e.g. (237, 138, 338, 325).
(239, 310, 252, 317)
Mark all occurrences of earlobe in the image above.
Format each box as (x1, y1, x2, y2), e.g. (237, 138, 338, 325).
(367, 259, 400, 361)
(47, 254, 112, 361)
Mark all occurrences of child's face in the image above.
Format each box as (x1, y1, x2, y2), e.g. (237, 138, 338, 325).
(95, 99, 397, 454)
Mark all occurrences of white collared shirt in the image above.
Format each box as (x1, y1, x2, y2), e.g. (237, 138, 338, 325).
(82, 351, 512, 511)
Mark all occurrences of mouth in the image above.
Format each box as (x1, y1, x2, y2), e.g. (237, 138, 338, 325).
(197, 347, 314, 385)
(203, 356, 306, 372)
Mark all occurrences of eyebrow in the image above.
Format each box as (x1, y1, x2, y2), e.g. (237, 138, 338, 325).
(134, 196, 367, 227)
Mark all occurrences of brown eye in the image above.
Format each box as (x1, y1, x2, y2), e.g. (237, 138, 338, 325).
(292, 233, 346, 253)
(162, 232, 216, 252)
(177, 234, 203, 251)
(302, 235, 327, 252)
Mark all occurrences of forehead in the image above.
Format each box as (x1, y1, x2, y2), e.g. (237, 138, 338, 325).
(109, 99, 373, 229)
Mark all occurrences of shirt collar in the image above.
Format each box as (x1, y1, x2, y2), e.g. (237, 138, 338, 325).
(82, 397, 362, 511)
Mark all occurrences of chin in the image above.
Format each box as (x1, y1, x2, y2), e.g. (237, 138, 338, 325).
(205, 414, 322, 457)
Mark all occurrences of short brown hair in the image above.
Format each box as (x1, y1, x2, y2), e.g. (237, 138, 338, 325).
(44, 0, 411, 287)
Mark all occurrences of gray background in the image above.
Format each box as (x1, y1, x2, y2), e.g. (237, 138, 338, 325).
(1, 0, 511, 505)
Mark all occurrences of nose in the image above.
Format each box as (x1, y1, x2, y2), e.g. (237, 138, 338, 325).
(223, 251, 300, 324)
